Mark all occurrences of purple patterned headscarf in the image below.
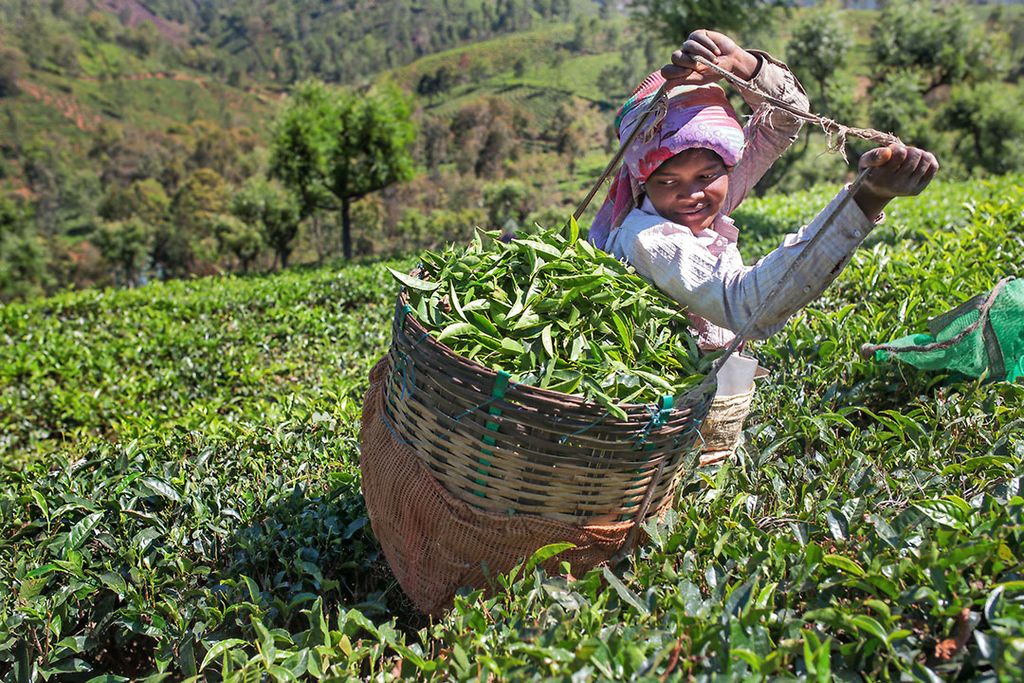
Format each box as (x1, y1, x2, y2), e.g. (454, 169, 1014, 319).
(589, 73, 745, 250)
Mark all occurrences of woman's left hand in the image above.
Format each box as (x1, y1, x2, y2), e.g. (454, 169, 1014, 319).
(661, 30, 760, 87)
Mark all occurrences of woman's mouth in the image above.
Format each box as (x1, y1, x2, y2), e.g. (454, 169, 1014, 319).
(677, 203, 707, 216)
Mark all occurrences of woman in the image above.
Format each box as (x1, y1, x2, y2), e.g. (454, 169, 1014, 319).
(590, 29, 939, 464)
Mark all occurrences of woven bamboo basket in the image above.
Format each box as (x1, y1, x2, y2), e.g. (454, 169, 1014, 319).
(381, 290, 715, 525)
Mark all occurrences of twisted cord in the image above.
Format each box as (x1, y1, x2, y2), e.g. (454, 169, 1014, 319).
(860, 277, 1013, 357)
(692, 55, 901, 161)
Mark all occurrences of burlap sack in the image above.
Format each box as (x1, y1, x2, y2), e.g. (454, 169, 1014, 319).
(697, 388, 754, 467)
(360, 357, 677, 615)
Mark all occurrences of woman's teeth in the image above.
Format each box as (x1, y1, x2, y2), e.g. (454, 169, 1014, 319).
(680, 204, 705, 215)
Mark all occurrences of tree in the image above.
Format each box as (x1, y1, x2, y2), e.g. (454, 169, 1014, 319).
(269, 79, 416, 259)
(450, 98, 527, 179)
(93, 217, 153, 287)
(631, 0, 780, 46)
(0, 196, 48, 301)
(483, 180, 534, 228)
(868, 71, 934, 150)
(786, 6, 850, 116)
(171, 168, 227, 236)
(159, 168, 228, 274)
(0, 46, 25, 98)
(351, 196, 387, 256)
(212, 214, 264, 272)
(98, 178, 170, 224)
(231, 178, 301, 269)
(870, 0, 1002, 94)
(939, 83, 1024, 176)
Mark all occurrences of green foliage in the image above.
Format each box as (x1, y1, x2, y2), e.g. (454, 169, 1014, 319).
(92, 216, 153, 286)
(449, 97, 530, 179)
(137, 0, 577, 84)
(482, 179, 534, 228)
(0, 196, 48, 301)
(268, 81, 338, 219)
(631, 0, 781, 45)
(326, 82, 416, 210)
(786, 5, 850, 117)
(870, 0, 1001, 92)
(939, 83, 1024, 177)
(1, 174, 1022, 679)
(0, 45, 25, 97)
(98, 178, 170, 224)
(213, 213, 264, 273)
(0, 273, 399, 677)
(166, 167, 229, 269)
(269, 79, 416, 259)
(868, 71, 934, 149)
(231, 177, 301, 269)
(397, 224, 709, 412)
(395, 207, 488, 252)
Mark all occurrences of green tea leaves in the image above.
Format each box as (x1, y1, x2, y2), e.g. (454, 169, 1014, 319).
(400, 226, 707, 406)
(387, 267, 441, 292)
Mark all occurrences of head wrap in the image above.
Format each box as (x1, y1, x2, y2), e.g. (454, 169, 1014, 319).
(589, 71, 746, 250)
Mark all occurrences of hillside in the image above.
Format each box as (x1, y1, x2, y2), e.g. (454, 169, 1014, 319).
(1, 175, 1022, 678)
(2, 0, 1023, 303)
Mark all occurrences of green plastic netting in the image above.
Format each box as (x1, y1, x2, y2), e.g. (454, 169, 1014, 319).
(864, 277, 1024, 382)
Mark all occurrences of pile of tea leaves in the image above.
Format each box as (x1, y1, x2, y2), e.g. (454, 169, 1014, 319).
(388, 221, 713, 417)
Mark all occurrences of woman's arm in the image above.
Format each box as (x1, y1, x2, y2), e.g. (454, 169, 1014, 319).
(725, 51, 809, 212)
(618, 188, 877, 339)
(613, 144, 939, 339)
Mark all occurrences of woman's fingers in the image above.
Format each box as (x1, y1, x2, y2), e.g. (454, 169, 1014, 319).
(682, 37, 718, 63)
(688, 29, 721, 56)
(860, 146, 893, 168)
(910, 151, 939, 189)
(669, 49, 698, 70)
(905, 149, 930, 180)
(661, 63, 700, 84)
(662, 62, 688, 79)
(862, 146, 939, 197)
(887, 144, 909, 170)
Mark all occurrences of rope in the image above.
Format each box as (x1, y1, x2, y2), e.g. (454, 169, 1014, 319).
(859, 277, 1013, 357)
(691, 55, 901, 162)
(571, 57, 901, 222)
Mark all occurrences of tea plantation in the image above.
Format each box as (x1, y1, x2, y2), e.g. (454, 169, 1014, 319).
(1, 176, 1022, 680)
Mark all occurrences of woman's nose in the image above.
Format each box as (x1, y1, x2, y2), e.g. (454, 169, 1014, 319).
(680, 183, 705, 200)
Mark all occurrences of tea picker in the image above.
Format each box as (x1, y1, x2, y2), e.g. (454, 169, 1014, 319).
(359, 41, 941, 615)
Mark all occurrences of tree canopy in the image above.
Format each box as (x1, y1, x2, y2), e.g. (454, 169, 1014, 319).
(630, 0, 780, 45)
(269, 80, 416, 259)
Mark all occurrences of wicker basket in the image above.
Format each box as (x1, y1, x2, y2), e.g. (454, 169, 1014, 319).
(381, 294, 715, 525)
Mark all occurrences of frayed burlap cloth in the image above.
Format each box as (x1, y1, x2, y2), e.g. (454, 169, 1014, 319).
(697, 388, 754, 466)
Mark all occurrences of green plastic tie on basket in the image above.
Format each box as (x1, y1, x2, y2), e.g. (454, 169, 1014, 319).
(655, 395, 673, 427)
(473, 370, 510, 497)
(622, 395, 675, 519)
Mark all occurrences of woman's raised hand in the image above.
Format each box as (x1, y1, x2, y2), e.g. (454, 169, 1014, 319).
(660, 30, 761, 87)
(853, 144, 940, 219)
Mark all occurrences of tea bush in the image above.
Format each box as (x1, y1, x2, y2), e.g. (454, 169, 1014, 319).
(1, 175, 1022, 680)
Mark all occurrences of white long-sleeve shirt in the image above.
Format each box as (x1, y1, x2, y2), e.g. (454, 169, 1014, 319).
(604, 53, 881, 348)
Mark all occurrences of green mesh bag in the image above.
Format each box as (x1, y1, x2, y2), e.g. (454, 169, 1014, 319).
(863, 277, 1024, 383)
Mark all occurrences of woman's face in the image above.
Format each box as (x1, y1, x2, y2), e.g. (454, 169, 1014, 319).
(643, 148, 730, 233)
